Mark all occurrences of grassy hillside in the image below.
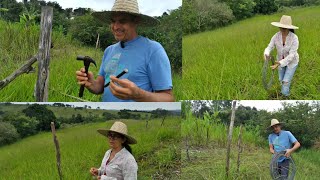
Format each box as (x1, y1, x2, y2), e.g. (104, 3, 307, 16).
(0, 20, 181, 101)
(181, 117, 320, 179)
(180, 6, 320, 100)
(0, 119, 181, 179)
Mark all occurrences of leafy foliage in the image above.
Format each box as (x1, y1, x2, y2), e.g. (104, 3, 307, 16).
(0, 122, 19, 146)
(22, 104, 59, 131)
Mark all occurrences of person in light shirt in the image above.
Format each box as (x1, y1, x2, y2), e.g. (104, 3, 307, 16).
(90, 121, 138, 180)
(264, 15, 299, 97)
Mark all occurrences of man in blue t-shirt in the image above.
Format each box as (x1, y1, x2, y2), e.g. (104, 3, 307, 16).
(76, 0, 174, 102)
(268, 119, 300, 178)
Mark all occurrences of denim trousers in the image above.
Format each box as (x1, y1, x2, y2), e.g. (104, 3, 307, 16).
(278, 65, 298, 96)
(278, 159, 290, 179)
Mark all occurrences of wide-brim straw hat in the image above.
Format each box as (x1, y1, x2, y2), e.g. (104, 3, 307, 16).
(271, 15, 299, 29)
(268, 119, 284, 129)
(92, 0, 159, 26)
(97, 121, 137, 144)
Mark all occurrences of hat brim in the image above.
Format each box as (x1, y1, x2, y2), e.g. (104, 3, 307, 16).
(97, 129, 137, 144)
(271, 22, 299, 29)
(268, 122, 284, 129)
(92, 11, 159, 27)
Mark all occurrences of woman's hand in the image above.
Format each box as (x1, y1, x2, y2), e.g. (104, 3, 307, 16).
(270, 61, 280, 70)
(264, 54, 270, 61)
(90, 167, 98, 176)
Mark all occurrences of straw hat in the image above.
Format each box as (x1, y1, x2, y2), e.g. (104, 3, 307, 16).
(92, 0, 159, 26)
(269, 119, 283, 128)
(97, 121, 137, 144)
(271, 15, 299, 29)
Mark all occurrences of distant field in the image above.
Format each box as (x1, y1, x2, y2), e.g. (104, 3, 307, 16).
(180, 6, 320, 100)
(0, 119, 181, 179)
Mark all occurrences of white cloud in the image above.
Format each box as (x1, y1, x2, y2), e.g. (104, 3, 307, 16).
(16, 0, 182, 16)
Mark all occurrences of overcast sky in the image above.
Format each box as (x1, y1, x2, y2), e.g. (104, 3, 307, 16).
(12, 102, 181, 111)
(239, 100, 317, 112)
(17, 0, 182, 16)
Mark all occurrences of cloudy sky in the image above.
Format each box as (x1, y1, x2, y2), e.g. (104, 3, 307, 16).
(13, 102, 181, 111)
(239, 100, 318, 112)
(17, 0, 182, 16)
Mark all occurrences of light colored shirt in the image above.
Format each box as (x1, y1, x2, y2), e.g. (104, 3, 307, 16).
(98, 36, 173, 102)
(98, 148, 138, 180)
(268, 130, 298, 162)
(264, 31, 299, 68)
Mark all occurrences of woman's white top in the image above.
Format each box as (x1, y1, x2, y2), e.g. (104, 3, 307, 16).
(98, 148, 138, 180)
(264, 31, 299, 68)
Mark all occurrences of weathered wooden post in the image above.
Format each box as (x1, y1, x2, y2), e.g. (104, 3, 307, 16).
(36, 6, 53, 101)
(226, 100, 237, 177)
(51, 122, 62, 180)
(236, 124, 243, 175)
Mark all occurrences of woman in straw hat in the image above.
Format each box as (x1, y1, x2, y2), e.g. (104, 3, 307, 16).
(264, 15, 299, 97)
(268, 119, 300, 178)
(76, 0, 174, 102)
(90, 121, 138, 180)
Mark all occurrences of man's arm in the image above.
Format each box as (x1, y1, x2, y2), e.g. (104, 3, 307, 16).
(109, 76, 174, 102)
(285, 141, 300, 157)
(269, 144, 275, 154)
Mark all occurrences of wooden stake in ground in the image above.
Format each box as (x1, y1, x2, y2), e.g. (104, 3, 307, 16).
(35, 6, 53, 101)
(51, 122, 62, 180)
(226, 100, 237, 177)
(237, 124, 243, 175)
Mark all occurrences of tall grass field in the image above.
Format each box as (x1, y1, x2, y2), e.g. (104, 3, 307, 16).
(180, 6, 320, 100)
(0, 119, 181, 179)
(181, 117, 320, 179)
(0, 20, 181, 102)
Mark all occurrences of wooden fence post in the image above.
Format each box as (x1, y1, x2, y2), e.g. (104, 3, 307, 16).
(237, 124, 243, 175)
(226, 100, 237, 177)
(35, 6, 53, 101)
(51, 122, 62, 180)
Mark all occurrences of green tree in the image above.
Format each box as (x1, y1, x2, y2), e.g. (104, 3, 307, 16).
(22, 104, 59, 131)
(0, 122, 19, 146)
(225, 0, 256, 20)
(254, 0, 278, 14)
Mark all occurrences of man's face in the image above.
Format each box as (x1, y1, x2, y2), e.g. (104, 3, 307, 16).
(110, 13, 138, 42)
(272, 124, 281, 134)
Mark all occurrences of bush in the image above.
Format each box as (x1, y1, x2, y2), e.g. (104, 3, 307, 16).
(0, 122, 19, 146)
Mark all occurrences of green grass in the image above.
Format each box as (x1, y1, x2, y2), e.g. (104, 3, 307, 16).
(181, 117, 320, 179)
(0, 20, 180, 102)
(0, 118, 181, 179)
(179, 6, 320, 100)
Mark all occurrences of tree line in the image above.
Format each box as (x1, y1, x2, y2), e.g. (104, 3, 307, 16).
(183, 0, 320, 34)
(0, 0, 181, 73)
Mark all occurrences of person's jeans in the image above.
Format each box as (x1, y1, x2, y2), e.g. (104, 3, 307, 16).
(278, 159, 290, 179)
(278, 65, 298, 96)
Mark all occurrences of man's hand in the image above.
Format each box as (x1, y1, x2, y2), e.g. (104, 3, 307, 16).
(270, 148, 275, 154)
(285, 149, 293, 157)
(270, 61, 280, 70)
(90, 167, 98, 176)
(109, 76, 142, 100)
(76, 68, 94, 88)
